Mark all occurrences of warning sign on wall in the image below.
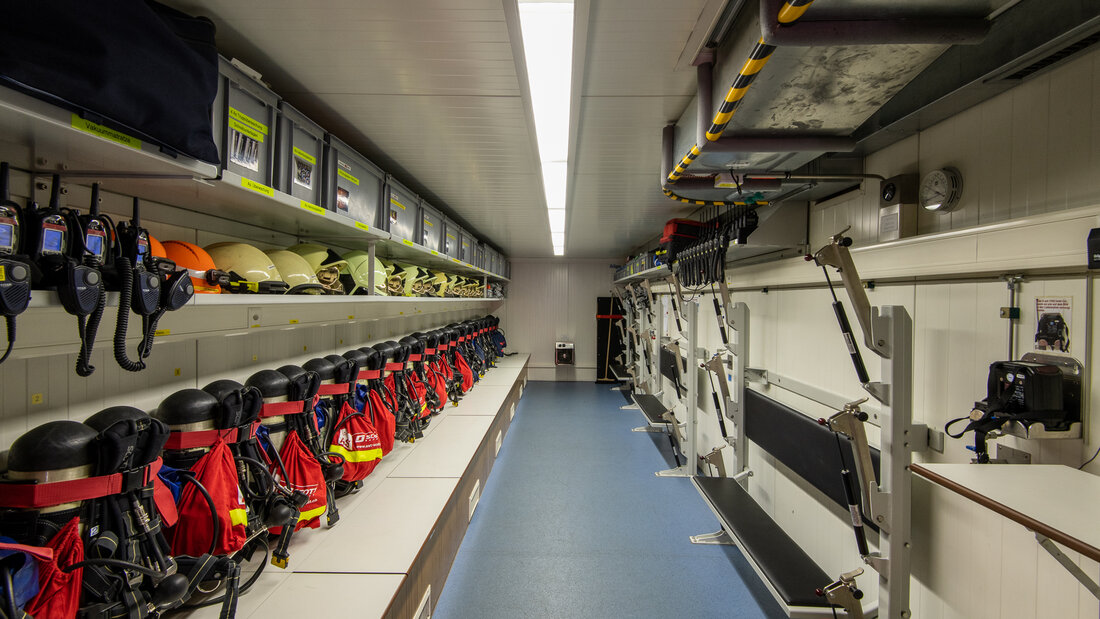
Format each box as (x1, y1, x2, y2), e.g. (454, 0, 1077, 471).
(1034, 296, 1071, 353)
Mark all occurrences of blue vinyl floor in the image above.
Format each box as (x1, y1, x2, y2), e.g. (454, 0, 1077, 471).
(434, 380, 785, 619)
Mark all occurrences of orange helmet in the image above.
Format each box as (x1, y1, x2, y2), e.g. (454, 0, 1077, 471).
(163, 240, 222, 293)
(148, 235, 167, 259)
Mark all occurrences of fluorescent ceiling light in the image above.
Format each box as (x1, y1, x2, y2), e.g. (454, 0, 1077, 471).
(519, 1, 573, 256)
(548, 209, 566, 233)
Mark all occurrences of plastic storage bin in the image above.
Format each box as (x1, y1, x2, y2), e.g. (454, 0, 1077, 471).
(474, 244, 486, 270)
(386, 179, 418, 242)
(443, 218, 462, 258)
(419, 201, 444, 251)
(459, 230, 475, 264)
(213, 56, 280, 186)
(323, 135, 384, 228)
(275, 102, 324, 206)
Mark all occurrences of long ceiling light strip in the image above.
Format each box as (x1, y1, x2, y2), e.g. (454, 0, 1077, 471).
(518, 1, 574, 256)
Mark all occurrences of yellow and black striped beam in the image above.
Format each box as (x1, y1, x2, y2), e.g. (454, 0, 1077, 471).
(662, 187, 769, 208)
(665, 0, 815, 189)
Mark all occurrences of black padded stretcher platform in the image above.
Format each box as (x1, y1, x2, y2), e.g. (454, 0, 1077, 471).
(693, 476, 832, 610)
(632, 393, 669, 425)
(610, 363, 631, 381)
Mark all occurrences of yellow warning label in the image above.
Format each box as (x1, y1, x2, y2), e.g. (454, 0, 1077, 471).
(402, 239, 414, 247)
(354, 222, 370, 232)
(31, 393, 43, 405)
(347, 315, 355, 320)
(292, 147, 316, 165)
(389, 194, 407, 210)
(228, 108, 268, 135)
(452, 258, 462, 264)
(300, 200, 325, 215)
(71, 114, 141, 149)
(338, 169, 360, 186)
(154, 329, 171, 336)
(228, 117, 264, 143)
(0, 265, 5, 281)
(241, 178, 274, 196)
(289, 319, 299, 324)
(430, 250, 439, 256)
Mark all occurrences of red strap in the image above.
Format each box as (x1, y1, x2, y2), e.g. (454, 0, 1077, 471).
(164, 427, 238, 450)
(438, 343, 449, 350)
(409, 354, 422, 362)
(597, 314, 624, 319)
(0, 458, 163, 509)
(358, 369, 381, 380)
(317, 383, 351, 396)
(259, 400, 304, 418)
(385, 362, 405, 371)
(424, 347, 435, 355)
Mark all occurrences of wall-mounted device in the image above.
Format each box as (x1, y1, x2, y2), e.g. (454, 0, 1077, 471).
(878, 174, 918, 242)
(918, 167, 963, 212)
(554, 341, 574, 366)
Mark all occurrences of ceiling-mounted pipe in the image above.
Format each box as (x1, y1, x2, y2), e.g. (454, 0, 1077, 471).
(706, 134, 856, 153)
(759, 0, 989, 46)
(663, 122, 771, 206)
(666, 0, 816, 186)
(745, 172, 885, 181)
(697, 62, 714, 147)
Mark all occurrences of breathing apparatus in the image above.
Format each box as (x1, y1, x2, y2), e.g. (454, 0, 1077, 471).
(0, 163, 32, 366)
(352, 346, 397, 456)
(378, 340, 422, 442)
(0, 408, 198, 617)
(200, 379, 303, 572)
(400, 335, 437, 419)
(437, 327, 464, 403)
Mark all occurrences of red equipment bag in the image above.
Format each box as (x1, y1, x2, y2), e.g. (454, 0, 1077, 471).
(365, 389, 396, 455)
(427, 368, 448, 408)
(23, 517, 82, 619)
(271, 432, 328, 532)
(328, 401, 383, 481)
(168, 439, 248, 557)
(454, 352, 474, 393)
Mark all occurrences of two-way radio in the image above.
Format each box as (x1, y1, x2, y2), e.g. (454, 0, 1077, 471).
(61, 183, 110, 376)
(112, 197, 161, 372)
(0, 163, 32, 364)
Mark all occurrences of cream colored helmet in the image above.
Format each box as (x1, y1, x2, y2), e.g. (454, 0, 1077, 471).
(264, 250, 323, 294)
(204, 242, 289, 293)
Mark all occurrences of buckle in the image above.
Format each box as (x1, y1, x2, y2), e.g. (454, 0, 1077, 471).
(119, 467, 147, 493)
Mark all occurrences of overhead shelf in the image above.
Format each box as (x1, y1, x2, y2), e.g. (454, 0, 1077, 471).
(13, 291, 503, 359)
(0, 85, 510, 283)
(613, 242, 806, 285)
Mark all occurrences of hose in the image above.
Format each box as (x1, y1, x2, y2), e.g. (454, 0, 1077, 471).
(0, 316, 13, 365)
(113, 256, 145, 372)
(75, 284, 106, 376)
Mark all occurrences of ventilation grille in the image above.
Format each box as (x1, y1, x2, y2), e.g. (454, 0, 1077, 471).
(1003, 32, 1100, 80)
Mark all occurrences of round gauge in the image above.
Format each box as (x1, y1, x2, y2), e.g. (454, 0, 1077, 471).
(919, 167, 963, 212)
(881, 182, 897, 203)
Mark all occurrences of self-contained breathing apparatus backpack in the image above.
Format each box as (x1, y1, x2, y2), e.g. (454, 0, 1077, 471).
(347, 347, 396, 456)
(0, 408, 241, 618)
(400, 335, 436, 423)
(414, 332, 449, 411)
(247, 367, 342, 541)
(380, 340, 426, 442)
(305, 356, 383, 498)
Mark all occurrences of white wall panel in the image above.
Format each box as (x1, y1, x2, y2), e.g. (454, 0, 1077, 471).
(500, 259, 613, 381)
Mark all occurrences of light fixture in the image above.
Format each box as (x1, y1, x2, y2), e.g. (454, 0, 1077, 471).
(518, 1, 574, 256)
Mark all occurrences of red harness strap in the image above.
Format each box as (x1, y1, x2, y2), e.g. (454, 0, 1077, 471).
(424, 347, 436, 355)
(259, 400, 306, 418)
(384, 362, 405, 372)
(358, 369, 381, 380)
(0, 458, 165, 509)
(317, 382, 352, 396)
(163, 422, 261, 450)
(408, 354, 422, 362)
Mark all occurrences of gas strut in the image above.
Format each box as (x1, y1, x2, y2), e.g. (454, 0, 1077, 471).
(811, 229, 889, 403)
(0, 163, 32, 365)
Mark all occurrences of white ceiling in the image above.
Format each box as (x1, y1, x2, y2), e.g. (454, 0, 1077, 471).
(168, 0, 715, 259)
